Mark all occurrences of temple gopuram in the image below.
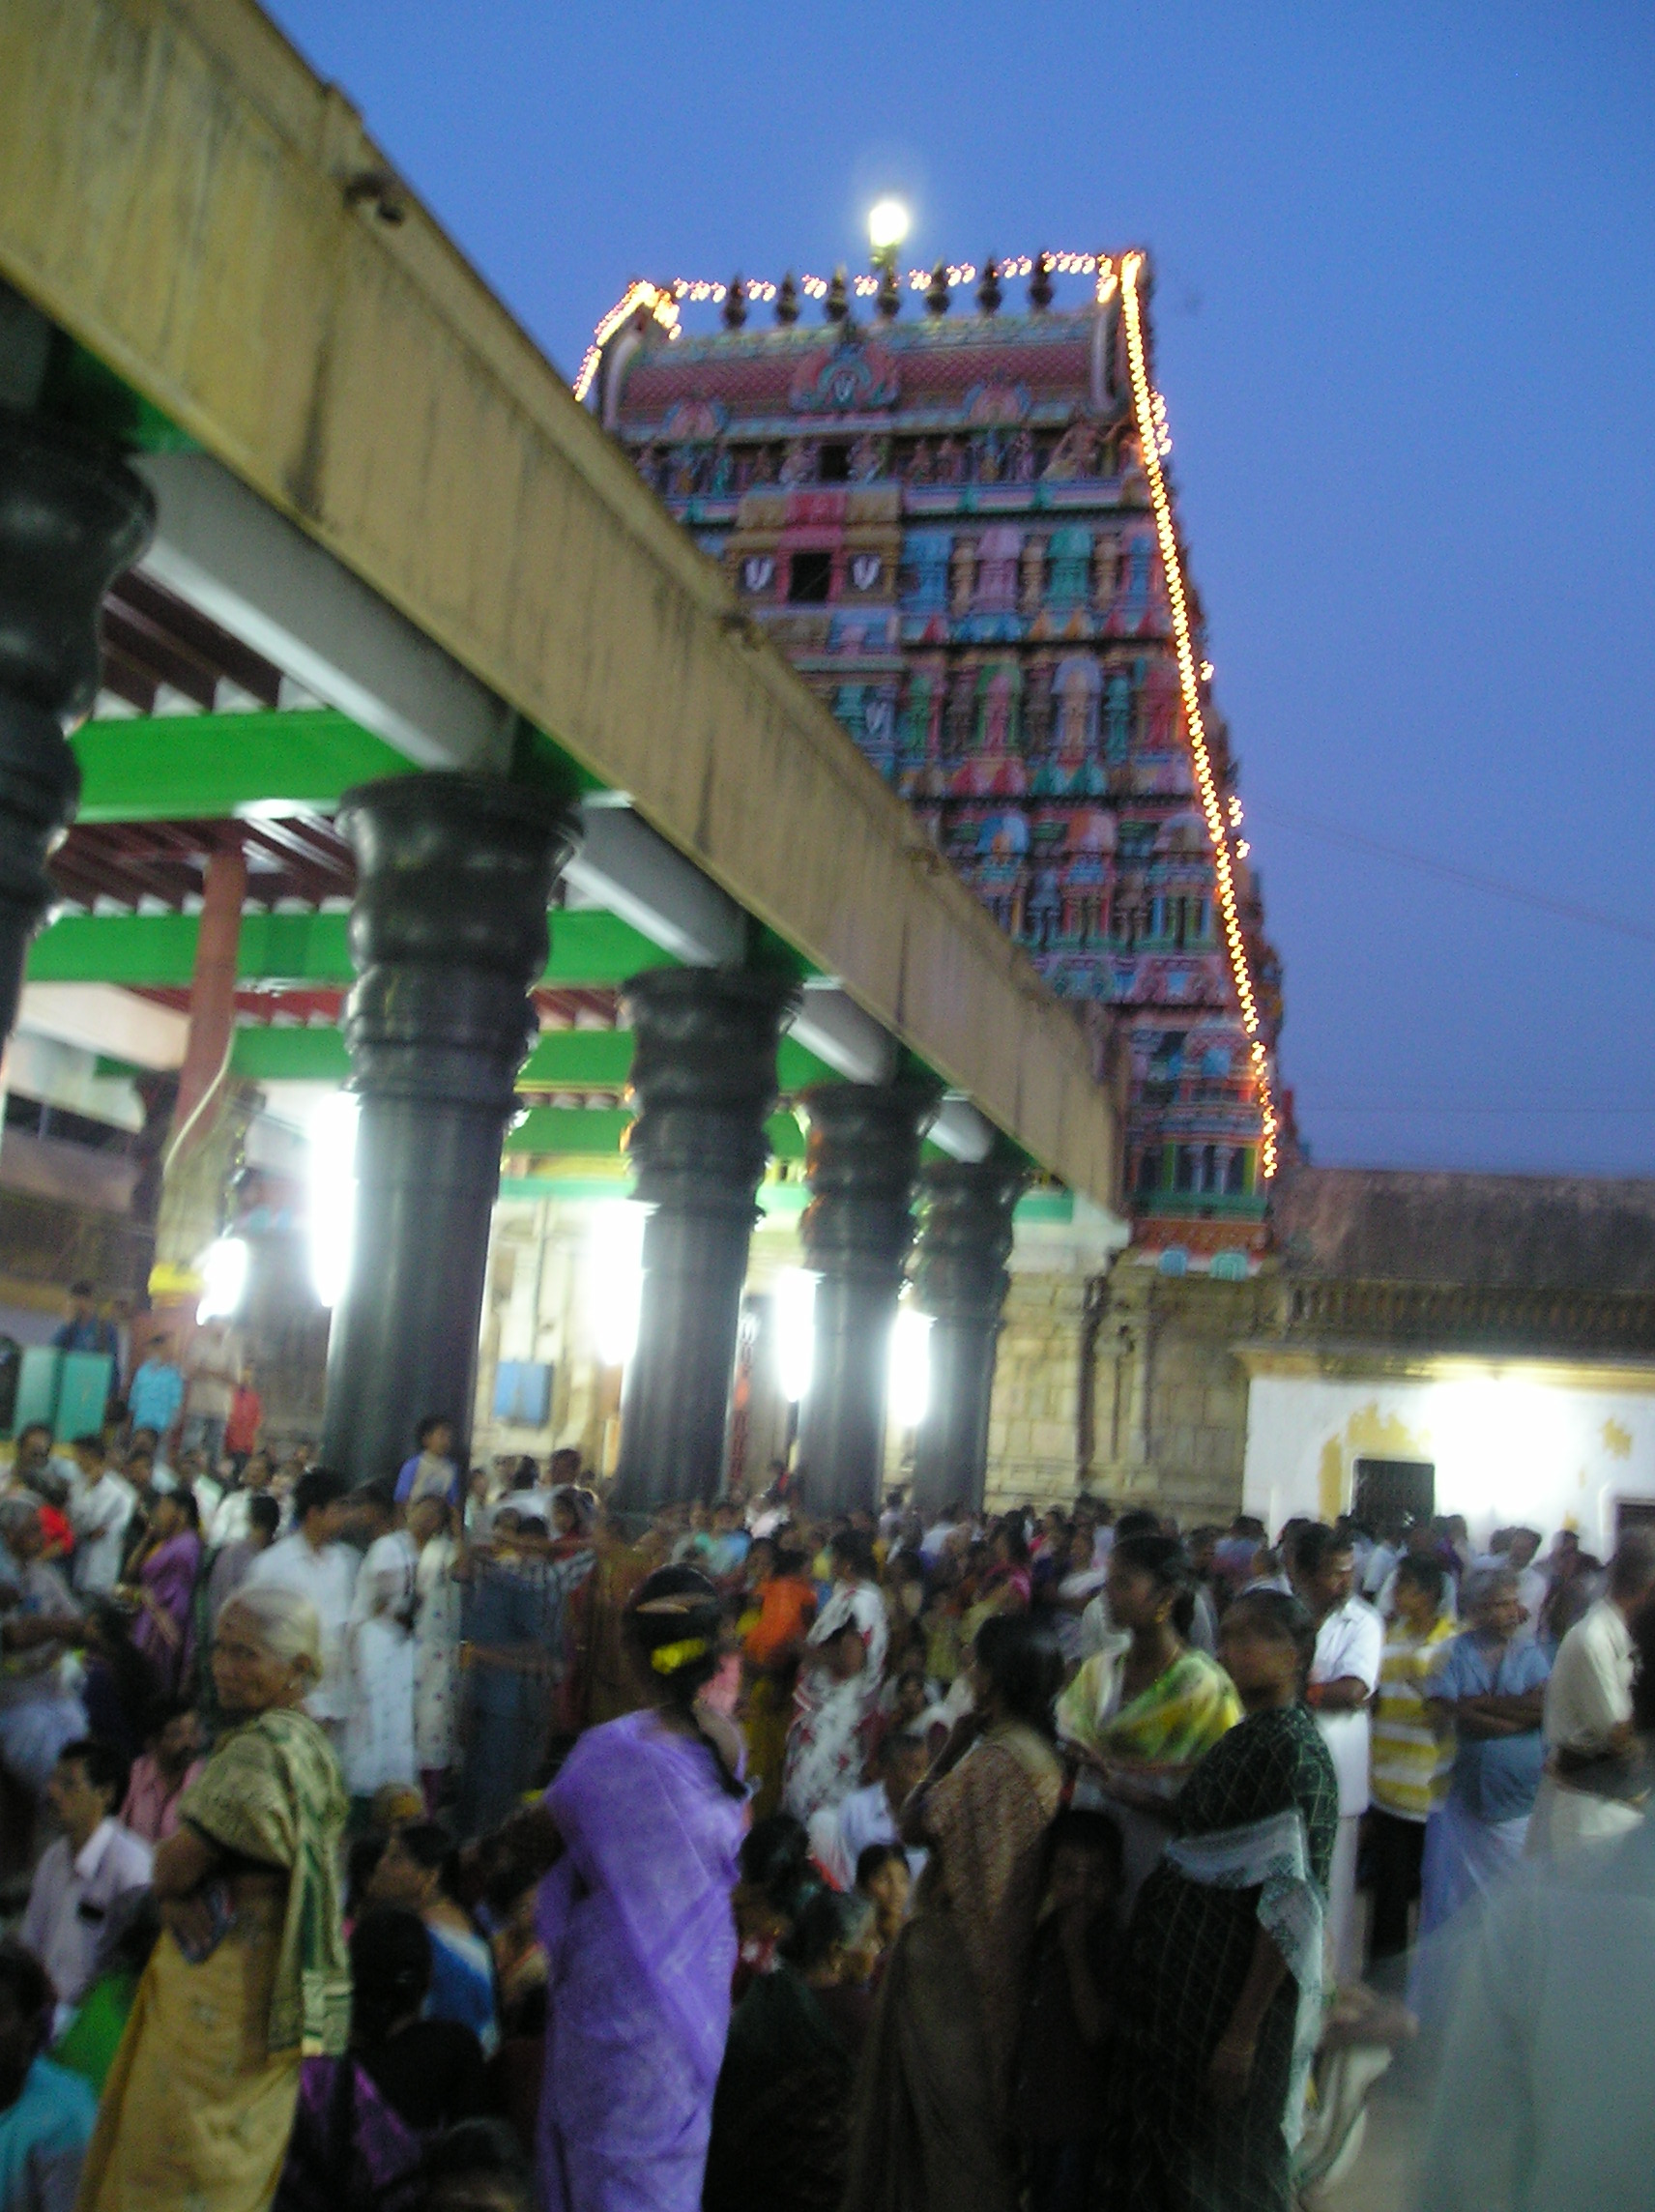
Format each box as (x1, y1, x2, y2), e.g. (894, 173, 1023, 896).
(594, 251, 1290, 1269)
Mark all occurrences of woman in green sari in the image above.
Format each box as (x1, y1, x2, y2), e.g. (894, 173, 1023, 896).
(1057, 1535, 1242, 1906)
(76, 1584, 350, 2212)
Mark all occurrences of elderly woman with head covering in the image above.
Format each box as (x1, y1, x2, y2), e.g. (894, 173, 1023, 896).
(529, 1562, 749, 2212)
(75, 1583, 350, 2212)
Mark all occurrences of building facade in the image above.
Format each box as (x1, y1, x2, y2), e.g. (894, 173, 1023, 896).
(600, 258, 1287, 1266)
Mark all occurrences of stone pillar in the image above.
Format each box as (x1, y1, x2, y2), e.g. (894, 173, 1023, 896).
(321, 774, 579, 1486)
(796, 1079, 938, 1518)
(911, 1156, 1026, 1516)
(611, 968, 797, 1518)
(173, 840, 248, 1138)
(0, 409, 153, 1045)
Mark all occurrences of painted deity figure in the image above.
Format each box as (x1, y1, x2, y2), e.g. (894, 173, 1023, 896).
(949, 538, 976, 618)
(1044, 422, 1098, 480)
(850, 435, 885, 482)
(779, 440, 819, 486)
(1007, 427, 1036, 483)
(1104, 669, 1135, 763)
(979, 665, 1019, 757)
(1020, 536, 1046, 618)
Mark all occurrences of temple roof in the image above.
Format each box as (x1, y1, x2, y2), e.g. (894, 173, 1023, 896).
(1273, 1167, 1655, 1295)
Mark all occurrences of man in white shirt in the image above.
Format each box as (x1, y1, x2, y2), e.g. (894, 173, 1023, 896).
(245, 1467, 358, 1746)
(1500, 1527, 1550, 1646)
(1531, 1532, 1655, 1859)
(65, 1438, 134, 1600)
(1292, 1522, 1383, 1982)
(208, 1448, 277, 1549)
(341, 1479, 419, 1804)
(20, 1739, 152, 2031)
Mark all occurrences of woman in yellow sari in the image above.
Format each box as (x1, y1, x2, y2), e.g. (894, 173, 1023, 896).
(1056, 1533, 1241, 1907)
(76, 1583, 350, 2212)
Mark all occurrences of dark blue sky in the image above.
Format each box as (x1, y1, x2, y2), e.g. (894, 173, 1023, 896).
(267, 0, 1655, 1177)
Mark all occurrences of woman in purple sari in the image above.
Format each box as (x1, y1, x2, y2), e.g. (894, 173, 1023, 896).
(534, 1563, 748, 2212)
(124, 1489, 203, 1700)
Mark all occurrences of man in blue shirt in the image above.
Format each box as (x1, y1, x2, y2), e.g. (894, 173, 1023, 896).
(1419, 1565, 1551, 1942)
(0, 1936, 96, 2212)
(49, 1285, 116, 1360)
(125, 1347, 184, 1441)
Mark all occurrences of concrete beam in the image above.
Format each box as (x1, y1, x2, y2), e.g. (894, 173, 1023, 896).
(16, 982, 187, 1067)
(0, 0, 1122, 1211)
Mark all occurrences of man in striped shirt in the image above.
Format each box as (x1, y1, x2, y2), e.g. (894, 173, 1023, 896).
(1367, 1555, 1455, 1965)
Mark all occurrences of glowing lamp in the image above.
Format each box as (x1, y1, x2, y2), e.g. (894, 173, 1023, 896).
(775, 1269, 818, 1403)
(590, 1201, 648, 1368)
(307, 1091, 360, 1309)
(197, 1236, 249, 1323)
(868, 200, 911, 258)
(887, 1303, 933, 1429)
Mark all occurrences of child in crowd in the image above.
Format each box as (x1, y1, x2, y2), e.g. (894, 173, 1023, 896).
(1012, 1809, 1124, 2212)
(854, 1841, 911, 1965)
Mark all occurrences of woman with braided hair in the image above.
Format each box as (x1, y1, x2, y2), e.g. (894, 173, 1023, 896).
(530, 1563, 748, 2212)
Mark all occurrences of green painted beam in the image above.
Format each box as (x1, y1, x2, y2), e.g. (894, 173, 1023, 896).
(504, 1105, 807, 1160)
(227, 1024, 837, 1092)
(506, 1107, 632, 1155)
(519, 1030, 631, 1088)
(71, 710, 414, 824)
(25, 909, 674, 990)
(229, 1028, 349, 1081)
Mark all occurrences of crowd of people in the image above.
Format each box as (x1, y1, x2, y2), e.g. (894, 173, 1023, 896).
(1, 1354, 1651, 2210)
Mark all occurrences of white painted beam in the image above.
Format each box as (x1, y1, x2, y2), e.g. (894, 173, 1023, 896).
(565, 805, 745, 967)
(789, 983, 900, 1088)
(134, 451, 515, 774)
(929, 1097, 997, 1163)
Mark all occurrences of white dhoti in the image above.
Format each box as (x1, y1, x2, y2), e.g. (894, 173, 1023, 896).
(1526, 1771, 1644, 1860)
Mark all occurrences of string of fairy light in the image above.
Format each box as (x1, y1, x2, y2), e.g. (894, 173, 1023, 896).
(573, 245, 1278, 1179)
(1118, 250, 1278, 1179)
(572, 252, 1111, 404)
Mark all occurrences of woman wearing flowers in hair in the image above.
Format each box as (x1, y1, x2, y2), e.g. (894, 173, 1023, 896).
(529, 1563, 749, 2212)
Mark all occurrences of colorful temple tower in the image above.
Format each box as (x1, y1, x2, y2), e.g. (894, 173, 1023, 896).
(594, 252, 1287, 1261)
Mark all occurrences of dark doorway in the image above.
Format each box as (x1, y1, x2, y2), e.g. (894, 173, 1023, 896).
(1615, 1499, 1655, 1542)
(1352, 1457, 1436, 1533)
(787, 550, 832, 603)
